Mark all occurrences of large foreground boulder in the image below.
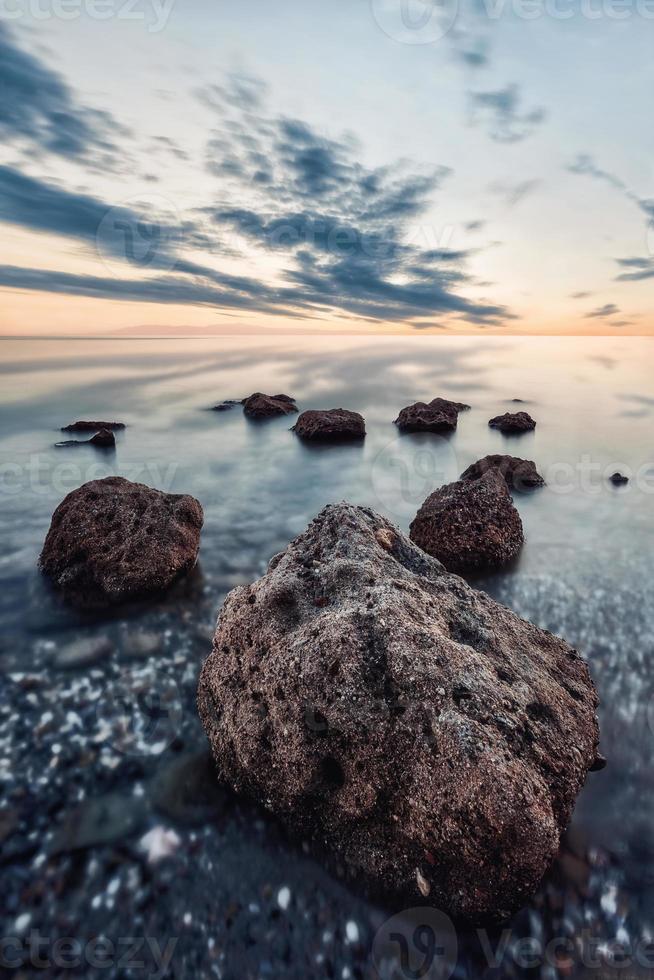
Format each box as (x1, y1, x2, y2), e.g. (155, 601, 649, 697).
(39, 477, 203, 609)
(410, 470, 524, 572)
(198, 502, 600, 922)
(461, 454, 544, 491)
(489, 411, 536, 434)
(292, 408, 365, 441)
(394, 397, 470, 433)
(243, 393, 297, 419)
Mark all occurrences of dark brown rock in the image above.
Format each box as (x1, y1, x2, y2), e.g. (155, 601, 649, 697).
(61, 421, 125, 432)
(489, 411, 536, 434)
(89, 428, 116, 448)
(609, 472, 629, 486)
(243, 393, 297, 419)
(197, 502, 600, 922)
(39, 477, 203, 609)
(461, 454, 544, 491)
(292, 408, 365, 441)
(410, 470, 524, 572)
(395, 397, 470, 433)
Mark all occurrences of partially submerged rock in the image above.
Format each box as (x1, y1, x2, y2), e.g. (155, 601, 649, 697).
(292, 408, 365, 441)
(609, 472, 629, 486)
(39, 477, 203, 609)
(489, 411, 537, 434)
(61, 421, 125, 432)
(461, 454, 545, 491)
(243, 393, 297, 419)
(198, 502, 600, 922)
(56, 428, 116, 449)
(410, 470, 524, 572)
(395, 397, 471, 433)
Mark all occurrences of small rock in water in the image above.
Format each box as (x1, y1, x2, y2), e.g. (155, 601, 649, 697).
(292, 408, 365, 441)
(122, 630, 161, 659)
(243, 393, 297, 419)
(51, 794, 147, 853)
(54, 635, 113, 669)
(198, 501, 600, 922)
(609, 472, 629, 486)
(39, 477, 203, 609)
(89, 428, 116, 447)
(460, 454, 544, 491)
(61, 420, 126, 432)
(489, 411, 537, 434)
(394, 396, 470, 433)
(410, 469, 524, 572)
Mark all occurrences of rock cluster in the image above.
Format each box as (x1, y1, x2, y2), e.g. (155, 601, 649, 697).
(242, 393, 297, 419)
(489, 411, 537, 434)
(410, 469, 524, 572)
(292, 409, 365, 441)
(39, 477, 203, 609)
(198, 502, 600, 922)
(394, 397, 470, 433)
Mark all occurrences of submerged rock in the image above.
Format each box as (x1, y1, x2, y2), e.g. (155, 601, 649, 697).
(292, 409, 365, 441)
(39, 477, 203, 609)
(61, 421, 125, 432)
(243, 393, 297, 419)
(198, 502, 600, 922)
(394, 397, 470, 433)
(461, 454, 545, 491)
(410, 470, 524, 572)
(53, 635, 113, 670)
(489, 411, 537, 434)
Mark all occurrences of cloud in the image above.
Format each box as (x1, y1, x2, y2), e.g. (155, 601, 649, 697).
(196, 77, 513, 327)
(488, 179, 541, 208)
(567, 154, 654, 281)
(570, 290, 592, 299)
(584, 303, 620, 319)
(0, 23, 126, 165)
(0, 68, 513, 328)
(468, 85, 546, 143)
(615, 257, 654, 282)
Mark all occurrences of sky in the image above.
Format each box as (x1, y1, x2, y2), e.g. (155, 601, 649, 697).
(0, 0, 652, 336)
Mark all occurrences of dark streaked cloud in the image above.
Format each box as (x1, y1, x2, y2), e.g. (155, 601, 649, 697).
(0, 23, 126, 165)
(615, 257, 654, 282)
(584, 303, 620, 319)
(197, 78, 513, 327)
(468, 85, 546, 143)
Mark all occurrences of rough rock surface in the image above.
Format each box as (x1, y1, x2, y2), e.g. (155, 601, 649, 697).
(410, 470, 524, 572)
(198, 502, 600, 923)
(61, 421, 125, 432)
(395, 397, 470, 433)
(39, 477, 203, 609)
(292, 408, 365, 441)
(242, 393, 297, 419)
(461, 454, 545, 491)
(489, 411, 537, 434)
